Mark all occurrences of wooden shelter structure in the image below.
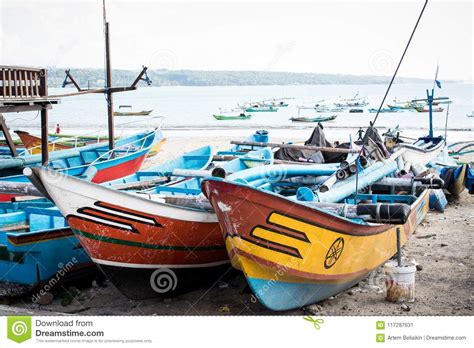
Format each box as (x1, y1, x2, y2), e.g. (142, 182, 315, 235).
(0, 66, 59, 165)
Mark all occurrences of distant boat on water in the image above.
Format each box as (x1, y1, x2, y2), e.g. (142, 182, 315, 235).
(113, 105, 153, 116)
(213, 113, 251, 120)
(290, 115, 337, 122)
(415, 106, 444, 113)
(368, 107, 402, 113)
(245, 104, 278, 112)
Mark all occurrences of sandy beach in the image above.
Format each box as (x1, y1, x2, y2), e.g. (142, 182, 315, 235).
(0, 134, 472, 316)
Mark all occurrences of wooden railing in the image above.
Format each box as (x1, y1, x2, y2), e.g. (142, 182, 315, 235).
(0, 66, 47, 99)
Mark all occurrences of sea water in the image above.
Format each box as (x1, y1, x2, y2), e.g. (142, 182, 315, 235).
(3, 83, 473, 141)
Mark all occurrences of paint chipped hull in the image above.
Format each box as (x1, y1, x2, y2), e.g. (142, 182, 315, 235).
(34, 168, 230, 299)
(203, 179, 430, 311)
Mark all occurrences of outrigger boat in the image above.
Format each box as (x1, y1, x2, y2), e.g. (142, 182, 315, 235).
(27, 131, 275, 300)
(113, 105, 153, 116)
(368, 107, 401, 113)
(415, 106, 444, 113)
(0, 130, 163, 201)
(14, 131, 108, 155)
(213, 113, 251, 120)
(0, 199, 97, 297)
(0, 144, 219, 298)
(245, 104, 278, 113)
(202, 168, 431, 310)
(201, 123, 443, 310)
(290, 115, 337, 123)
(334, 93, 368, 108)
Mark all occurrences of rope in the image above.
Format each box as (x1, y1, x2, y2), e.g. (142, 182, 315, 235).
(355, 0, 428, 200)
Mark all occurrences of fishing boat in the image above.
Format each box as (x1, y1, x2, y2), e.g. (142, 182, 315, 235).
(270, 101, 289, 107)
(0, 200, 96, 297)
(202, 172, 430, 310)
(415, 106, 444, 113)
(245, 105, 278, 113)
(290, 115, 337, 123)
(349, 108, 364, 113)
(0, 130, 163, 201)
(28, 132, 273, 300)
(334, 93, 368, 108)
(113, 105, 153, 116)
(14, 131, 95, 154)
(213, 113, 251, 120)
(387, 100, 424, 110)
(368, 107, 401, 113)
(102, 145, 214, 190)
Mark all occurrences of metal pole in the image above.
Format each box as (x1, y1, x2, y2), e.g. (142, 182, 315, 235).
(427, 89, 434, 138)
(396, 227, 402, 267)
(105, 21, 114, 152)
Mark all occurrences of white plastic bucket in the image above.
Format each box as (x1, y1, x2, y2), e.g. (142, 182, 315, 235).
(383, 260, 416, 302)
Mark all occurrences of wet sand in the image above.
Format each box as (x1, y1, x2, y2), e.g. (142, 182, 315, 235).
(0, 135, 472, 316)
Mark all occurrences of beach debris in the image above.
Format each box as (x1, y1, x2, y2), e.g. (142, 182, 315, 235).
(416, 233, 437, 239)
(219, 305, 231, 313)
(401, 304, 411, 312)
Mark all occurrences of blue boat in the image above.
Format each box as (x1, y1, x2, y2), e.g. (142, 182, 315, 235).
(0, 200, 96, 297)
(0, 130, 163, 201)
(103, 145, 214, 190)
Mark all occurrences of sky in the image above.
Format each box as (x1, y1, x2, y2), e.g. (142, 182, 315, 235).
(0, 0, 472, 80)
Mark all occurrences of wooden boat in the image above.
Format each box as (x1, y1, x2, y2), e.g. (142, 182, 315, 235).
(391, 136, 445, 167)
(368, 107, 401, 113)
(29, 132, 273, 300)
(290, 115, 337, 123)
(113, 105, 153, 116)
(0, 130, 163, 201)
(202, 170, 430, 310)
(415, 106, 444, 113)
(15, 131, 82, 154)
(213, 113, 251, 120)
(245, 105, 278, 112)
(147, 137, 167, 158)
(0, 146, 215, 297)
(334, 93, 368, 108)
(0, 200, 97, 297)
(102, 145, 214, 190)
(313, 106, 344, 113)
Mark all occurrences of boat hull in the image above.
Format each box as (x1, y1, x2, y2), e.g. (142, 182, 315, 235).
(0, 226, 97, 297)
(35, 168, 229, 299)
(203, 179, 430, 311)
